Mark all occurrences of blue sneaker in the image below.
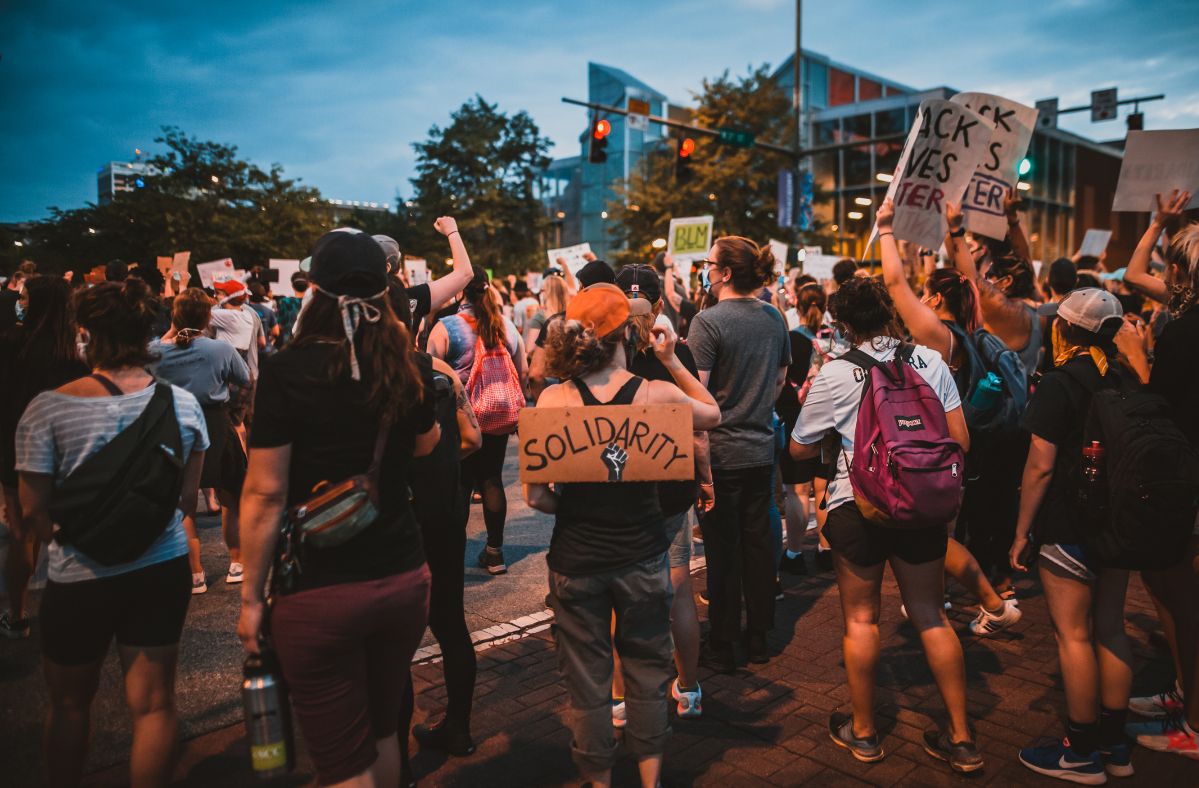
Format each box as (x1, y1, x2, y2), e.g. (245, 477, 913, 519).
(1018, 739, 1107, 785)
(1098, 741, 1133, 778)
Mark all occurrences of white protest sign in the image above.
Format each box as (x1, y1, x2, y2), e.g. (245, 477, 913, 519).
(803, 253, 837, 281)
(403, 257, 429, 285)
(950, 93, 1038, 240)
(1113, 129, 1199, 212)
(197, 258, 236, 288)
(768, 239, 789, 274)
(1078, 229, 1113, 258)
(873, 99, 994, 250)
(526, 271, 544, 293)
(667, 215, 714, 264)
(269, 259, 302, 288)
(546, 243, 593, 276)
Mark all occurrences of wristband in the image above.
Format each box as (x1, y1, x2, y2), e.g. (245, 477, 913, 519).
(878, 231, 894, 239)
(448, 230, 460, 237)
(949, 228, 966, 238)
(699, 482, 714, 487)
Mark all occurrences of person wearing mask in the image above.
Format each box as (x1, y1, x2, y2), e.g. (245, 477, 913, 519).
(374, 220, 474, 335)
(428, 266, 527, 575)
(789, 275, 982, 774)
(16, 279, 207, 786)
(878, 200, 1022, 635)
(275, 270, 309, 347)
(687, 237, 791, 671)
(237, 231, 439, 788)
(1009, 289, 1139, 782)
(527, 284, 720, 788)
(0, 277, 89, 638)
(149, 289, 251, 593)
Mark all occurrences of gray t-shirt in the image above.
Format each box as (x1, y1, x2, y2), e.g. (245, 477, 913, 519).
(149, 337, 251, 406)
(688, 297, 791, 469)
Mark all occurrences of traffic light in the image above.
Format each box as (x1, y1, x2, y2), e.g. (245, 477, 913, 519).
(675, 137, 695, 183)
(589, 117, 610, 164)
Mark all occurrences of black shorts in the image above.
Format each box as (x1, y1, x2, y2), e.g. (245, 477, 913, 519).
(40, 556, 191, 666)
(462, 432, 510, 483)
(824, 502, 947, 567)
(780, 454, 832, 485)
(200, 404, 247, 492)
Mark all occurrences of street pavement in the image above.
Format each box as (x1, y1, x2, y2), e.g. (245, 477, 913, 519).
(3, 442, 1198, 785)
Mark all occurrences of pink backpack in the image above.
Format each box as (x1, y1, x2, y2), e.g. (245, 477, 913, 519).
(843, 344, 964, 528)
(465, 334, 524, 435)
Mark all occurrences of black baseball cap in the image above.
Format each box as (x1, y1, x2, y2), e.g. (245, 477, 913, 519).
(615, 264, 662, 304)
(308, 230, 388, 297)
(577, 259, 615, 288)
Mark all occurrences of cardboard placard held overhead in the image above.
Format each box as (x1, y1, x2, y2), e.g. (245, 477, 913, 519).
(802, 252, 837, 281)
(403, 257, 429, 285)
(546, 243, 593, 276)
(269, 259, 302, 287)
(768, 239, 789, 275)
(667, 215, 714, 264)
(1112, 129, 1199, 212)
(1078, 229, 1113, 258)
(950, 93, 1038, 241)
(196, 258, 237, 288)
(519, 404, 695, 484)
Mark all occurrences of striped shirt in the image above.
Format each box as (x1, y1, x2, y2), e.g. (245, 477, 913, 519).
(15, 384, 209, 583)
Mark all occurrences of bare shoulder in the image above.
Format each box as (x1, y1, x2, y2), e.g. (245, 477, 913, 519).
(644, 378, 685, 404)
(536, 382, 569, 407)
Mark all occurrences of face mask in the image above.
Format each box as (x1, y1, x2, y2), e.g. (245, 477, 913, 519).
(14, 301, 25, 321)
(701, 266, 712, 293)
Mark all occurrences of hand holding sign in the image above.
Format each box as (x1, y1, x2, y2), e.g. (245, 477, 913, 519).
(945, 201, 964, 233)
(877, 198, 895, 231)
(1154, 189, 1193, 227)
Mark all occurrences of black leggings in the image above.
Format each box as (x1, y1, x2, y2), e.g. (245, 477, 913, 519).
(958, 431, 1027, 579)
(462, 432, 510, 548)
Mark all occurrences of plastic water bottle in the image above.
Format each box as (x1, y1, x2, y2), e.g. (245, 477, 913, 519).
(969, 372, 1003, 411)
(242, 650, 294, 779)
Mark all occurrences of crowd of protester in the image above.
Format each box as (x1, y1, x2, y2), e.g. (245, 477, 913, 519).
(0, 186, 1197, 788)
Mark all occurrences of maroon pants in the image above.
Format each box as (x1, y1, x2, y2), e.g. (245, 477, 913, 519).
(271, 565, 430, 785)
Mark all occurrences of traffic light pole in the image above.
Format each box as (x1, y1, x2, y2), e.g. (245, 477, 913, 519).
(1053, 93, 1164, 116)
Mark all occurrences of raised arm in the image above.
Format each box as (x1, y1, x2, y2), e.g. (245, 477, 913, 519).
(1126, 190, 1190, 305)
(1003, 189, 1033, 265)
(662, 254, 683, 312)
(878, 199, 951, 358)
(427, 216, 475, 313)
(947, 201, 1031, 349)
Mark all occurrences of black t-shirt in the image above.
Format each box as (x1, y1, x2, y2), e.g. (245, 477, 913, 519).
(1021, 355, 1124, 546)
(407, 282, 433, 329)
(775, 330, 815, 429)
(409, 353, 467, 529)
(250, 342, 436, 591)
(0, 290, 18, 333)
(629, 342, 700, 516)
(1149, 307, 1199, 448)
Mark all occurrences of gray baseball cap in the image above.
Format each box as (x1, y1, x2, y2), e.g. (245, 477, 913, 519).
(1057, 287, 1123, 332)
(372, 234, 401, 272)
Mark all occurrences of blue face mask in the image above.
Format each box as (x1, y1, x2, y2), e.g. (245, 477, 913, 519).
(701, 266, 712, 293)
(14, 301, 25, 322)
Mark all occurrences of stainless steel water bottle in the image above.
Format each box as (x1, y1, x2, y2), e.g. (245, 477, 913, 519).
(242, 649, 294, 779)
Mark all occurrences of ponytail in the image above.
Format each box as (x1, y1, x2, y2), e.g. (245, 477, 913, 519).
(798, 283, 827, 335)
(926, 269, 983, 334)
(464, 264, 505, 349)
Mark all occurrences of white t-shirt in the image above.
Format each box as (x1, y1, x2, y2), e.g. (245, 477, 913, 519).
(513, 296, 539, 333)
(791, 338, 961, 513)
(209, 305, 263, 378)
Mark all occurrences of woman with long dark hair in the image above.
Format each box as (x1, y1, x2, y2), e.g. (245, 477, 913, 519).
(17, 279, 207, 785)
(0, 276, 88, 639)
(238, 230, 440, 787)
(427, 265, 526, 575)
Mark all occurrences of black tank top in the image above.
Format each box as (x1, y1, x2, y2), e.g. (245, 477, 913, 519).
(547, 376, 668, 576)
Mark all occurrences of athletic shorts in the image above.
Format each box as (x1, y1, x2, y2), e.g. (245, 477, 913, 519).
(665, 511, 691, 569)
(199, 404, 247, 493)
(824, 502, 947, 568)
(463, 432, 510, 483)
(40, 556, 191, 666)
(780, 454, 832, 485)
(1039, 543, 1098, 581)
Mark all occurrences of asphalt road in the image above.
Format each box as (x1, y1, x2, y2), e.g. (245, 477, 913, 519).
(0, 441, 570, 786)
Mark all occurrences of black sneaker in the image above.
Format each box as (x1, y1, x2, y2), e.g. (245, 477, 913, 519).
(477, 546, 507, 575)
(746, 632, 769, 664)
(0, 611, 31, 639)
(413, 718, 476, 757)
(815, 550, 834, 572)
(922, 729, 984, 773)
(829, 712, 885, 762)
(699, 641, 735, 674)
(779, 551, 807, 575)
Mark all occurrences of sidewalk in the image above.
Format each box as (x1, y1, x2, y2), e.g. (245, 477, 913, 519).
(83, 562, 1197, 787)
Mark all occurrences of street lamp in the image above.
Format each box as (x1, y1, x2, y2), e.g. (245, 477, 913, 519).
(854, 197, 872, 206)
(847, 211, 864, 220)
(13, 241, 23, 247)
(600, 211, 608, 219)
(1016, 182, 1032, 192)
(876, 173, 894, 183)
(651, 238, 666, 250)
(556, 210, 566, 219)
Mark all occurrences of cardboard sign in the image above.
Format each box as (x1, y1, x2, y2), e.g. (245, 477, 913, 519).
(403, 257, 429, 285)
(803, 253, 837, 281)
(667, 215, 714, 264)
(269, 258, 302, 288)
(1078, 229, 1113, 258)
(768, 239, 789, 274)
(546, 243, 593, 276)
(197, 258, 237, 288)
(872, 99, 994, 250)
(526, 271, 544, 293)
(950, 93, 1038, 240)
(1113, 129, 1199, 212)
(519, 404, 695, 483)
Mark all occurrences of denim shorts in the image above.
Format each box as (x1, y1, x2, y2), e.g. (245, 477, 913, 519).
(664, 511, 691, 569)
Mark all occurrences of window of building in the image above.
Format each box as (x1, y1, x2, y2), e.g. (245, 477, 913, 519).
(814, 119, 839, 146)
(843, 114, 872, 188)
(858, 78, 882, 102)
(829, 68, 854, 107)
(805, 59, 829, 110)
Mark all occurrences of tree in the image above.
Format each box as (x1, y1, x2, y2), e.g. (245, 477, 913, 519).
(17, 127, 332, 276)
(608, 66, 831, 267)
(406, 96, 552, 276)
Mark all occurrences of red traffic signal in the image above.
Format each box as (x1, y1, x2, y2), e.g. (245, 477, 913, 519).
(679, 137, 696, 157)
(593, 119, 612, 139)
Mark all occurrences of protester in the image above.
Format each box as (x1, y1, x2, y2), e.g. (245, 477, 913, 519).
(16, 279, 207, 786)
(790, 275, 983, 773)
(1010, 288, 1136, 782)
(526, 283, 719, 787)
(374, 222, 474, 333)
(428, 265, 527, 575)
(209, 278, 264, 428)
(150, 288, 251, 593)
(237, 230, 439, 788)
(525, 273, 568, 355)
(274, 270, 308, 346)
(1039, 257, 1080, 375)
(245, 279, 279, 353)
(0, 277, 89, 638)
(687, 236, 790, 671)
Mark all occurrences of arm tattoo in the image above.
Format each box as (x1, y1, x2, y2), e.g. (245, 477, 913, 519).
(456, 385, 479, 428)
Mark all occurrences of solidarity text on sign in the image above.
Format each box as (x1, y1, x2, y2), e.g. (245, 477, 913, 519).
(950, 93, 1038, 240)
(519, 404, 695, 483)
(667, 215, 714, 264)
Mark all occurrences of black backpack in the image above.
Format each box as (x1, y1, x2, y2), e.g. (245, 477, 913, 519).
(49, 380, 186, 566)
(1062, 365, 1199, 570)
(945, 322, 1028, 434)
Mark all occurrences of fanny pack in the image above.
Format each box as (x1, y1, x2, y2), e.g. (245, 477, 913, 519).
(289, 422, 389, 548)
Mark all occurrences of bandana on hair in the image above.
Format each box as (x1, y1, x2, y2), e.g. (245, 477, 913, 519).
(315, 288, 386, 380)
(1052, 319, 1109, 376)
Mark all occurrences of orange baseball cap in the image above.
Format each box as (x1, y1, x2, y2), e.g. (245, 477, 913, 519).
(565, 283, 647, 338)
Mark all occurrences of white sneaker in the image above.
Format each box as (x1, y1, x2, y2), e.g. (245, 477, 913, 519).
(672, 679, 703, 719)
(969, 599, 1022, 637)
(1127, 715, 1199, 759)
(192, 573, 208, 595)
(1129, 686, 1185, 719)
(612, 700, 627, 729)
(226, 563, 244, 584)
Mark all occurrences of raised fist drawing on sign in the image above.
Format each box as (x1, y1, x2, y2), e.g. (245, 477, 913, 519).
(601, 443, 629, 482)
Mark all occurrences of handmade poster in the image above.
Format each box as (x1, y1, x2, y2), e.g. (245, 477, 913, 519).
(872, 99, 994, 250)
(1112, 130, 1199, 212)
(269, 259, 302, 287)
(526, 271, 544, 293)
(950, 93, 1038, 240)
(1078, 229, 1113, 258)
(768, 239, 789, 274)
(802, 253, 837, 281)
(546, 243, 593, 276)
(519, 405, 695, 484)
(667, 215, 714, 264)
(197, 258, 237, 288)
(403, 257, 429, 285)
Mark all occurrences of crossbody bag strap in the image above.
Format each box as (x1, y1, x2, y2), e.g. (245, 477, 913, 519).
(89, 373, 126, 396)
